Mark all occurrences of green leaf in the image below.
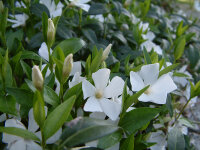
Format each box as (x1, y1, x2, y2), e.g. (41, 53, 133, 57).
(91, 49, 103, 73)
(53, 38, 86, 57)
(124, 85, 150, 111)
(63, 82, 82, 101)
(60, 117, 120, 148)
(168, 127, 185, 150)
(43, 95, 76, 141)
(82, 28, 97, 43)
(0, 127, 40, 142)
(30, 3, 50, 18)
(174, 36, 186, 60)
(0, 7, 8, 34)
(6, 87, 33, 107)
(121, 132, 135, 150)
(97, 130, 122, 149)
(119, 107, 160, 134)
(0, 95, 17, 115)
(44, 85, 59, 106)
(173, 72, 189, 78)
(88, 3, 108, 15)
(33, 90, 45, 128)
(159, 63, 179, 77)
(143, 48, 152, 64)
(20, 60, 32, 79)
(166, 95, 173, 117)
(21, 51, 46, 62)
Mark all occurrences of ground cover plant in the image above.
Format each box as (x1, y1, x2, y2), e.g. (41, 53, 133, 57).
(0, 0, 200, 149)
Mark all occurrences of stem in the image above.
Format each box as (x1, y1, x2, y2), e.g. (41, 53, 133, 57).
(59, 82, 63, 103)
(41, 129, 46, 150)
(47, 46, 53, 72)
(175, 97, 192, 122)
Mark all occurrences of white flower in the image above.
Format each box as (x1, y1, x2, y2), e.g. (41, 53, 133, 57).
(7, 14, 29, 28)
(82, 68, 124, 120)
(15, 1, 26, 8)
(2, 107, 62, 150)
(38, 42, 52, 61)
(139, 22, 149, 32)
(194, 0, 200, 11)
(173, 65, 192, 87)
(69, 72, 85, 88)
(69, 0, 91, 12)
(2, 119, 42, 150)
(147, 130, 166, 150)
(130, 13, 140, 24)
(40, 0, 64, 18)
(39, 42, 82, 93)
(142, 31, 155, 41)
(130, 63, 177, 104)
(140, 40, 162, 55)
(90, 14, 104, 23)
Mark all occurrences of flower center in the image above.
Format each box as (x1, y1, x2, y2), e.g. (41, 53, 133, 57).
(144, 87, 152, 95)
(95, 90, 103, 99)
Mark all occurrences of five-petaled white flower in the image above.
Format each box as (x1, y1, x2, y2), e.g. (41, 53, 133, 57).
(82, 68, 124, 120)
(7, 14, 29, 28)
(69, 0, 91, 12)
(40, 0, 64, 18)
(130, 63, 177, 104)
(2, 107, 62, 150)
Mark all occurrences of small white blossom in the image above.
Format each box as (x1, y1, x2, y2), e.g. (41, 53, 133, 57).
(90, 14, 104, 23)
(7, 14, 29, 28)
(69, 0, 91, 12)
(40, 0, 64, 18)
(69, 72, 85, 88)
(82, 68, 124, 120)
(139, 22, 149, 32)
(130, 63, 177, 104)
(140, 40, 163, 55)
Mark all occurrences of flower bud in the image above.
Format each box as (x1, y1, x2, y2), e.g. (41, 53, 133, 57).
(0, 1, 4, 13)
(63, 54, 73, 80)
(102, 44, 112, 61)
(47, 18, 55, 48)
(32, 65, 44, 91)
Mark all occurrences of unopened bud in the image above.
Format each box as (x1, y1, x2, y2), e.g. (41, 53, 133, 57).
(32, 65, 44, 91)
(63, 54, 73, 80)
(102, 44, 112, 61)
(47, 18, 55, 48)
(0, 1, 4, 13)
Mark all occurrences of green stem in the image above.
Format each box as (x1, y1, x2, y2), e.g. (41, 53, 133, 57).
(175, 97, 192, 122)
(41, 129, 46, 150)
(0, 33, 7, 48)
(59, 82, 64, 103)
(47, 46, 53, 72)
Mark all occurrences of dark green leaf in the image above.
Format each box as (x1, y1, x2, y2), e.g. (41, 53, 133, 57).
(43, 96, 76, 140)
(159, 63, 179, 77)
(0, 127, 40, 142)
(44, 85, 59, 106)
(30, 3, 50, 18)
(0, 95, 17, 115)
(168, 127, 185, 150)
(60, 117, 120, 148)
(119, 108, 160, 134)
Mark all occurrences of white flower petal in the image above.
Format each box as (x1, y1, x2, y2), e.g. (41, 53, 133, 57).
(3, 119, 25, 144)
(28, 108, 39, 133)
(38, 42, 52, 61)
(148, 131, 166, 150)
(92, 68, 110, 90)
(130, 71, 145, 91)
(104, 76, 124, 98)
(69, 72, 85, 88)
(0, 113, 7, 122)
(139, 63, 159, 85)
(28, 107, 48, 132)
(55, 78, 60, 95)
(139, 91, 167, 104)
(10, 139, 26, 150)
(151, 74, 177, 94)
(99, 98, 121, 121)
(84, 97, 103, 112)
(70, 61, 82, 76)
(46, 128, 62, 144)
(82, 80, 95, 99)
(26, 140, 42, 150)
